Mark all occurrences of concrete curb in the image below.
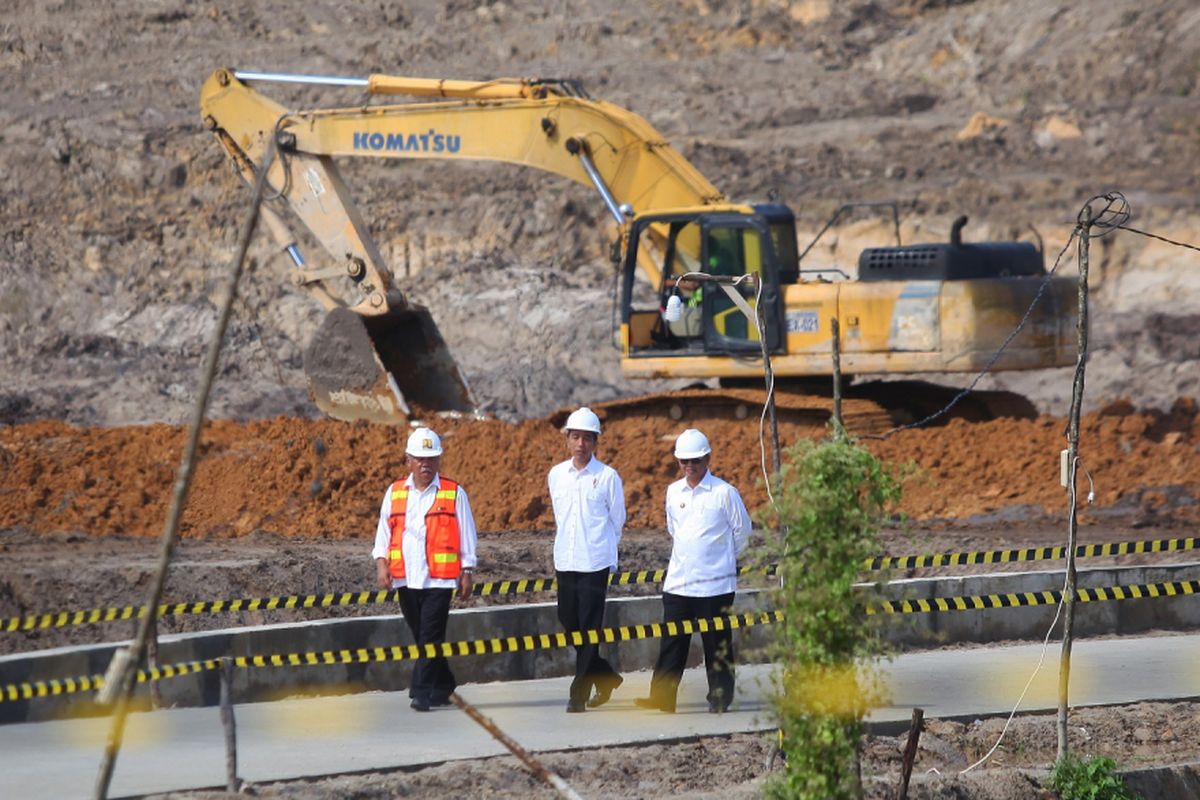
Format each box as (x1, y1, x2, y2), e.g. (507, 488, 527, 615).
(1, 562, 1197, 723)
(879, 560, 1200, 646)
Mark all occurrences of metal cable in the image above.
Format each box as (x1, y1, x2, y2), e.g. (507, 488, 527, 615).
(1116, 224, 1200, 253)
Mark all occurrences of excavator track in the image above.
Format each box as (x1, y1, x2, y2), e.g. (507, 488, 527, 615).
(548, 381, 1038, 438)
(550, 388, 895, 436)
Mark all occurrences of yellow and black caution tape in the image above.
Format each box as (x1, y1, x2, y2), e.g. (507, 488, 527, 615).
(0, 570, 706, 633)
(475, 572, 664, 597)
(866, 578, 1200, 616)
(3, 536, 1195, 634)
(1, 591, 397, 633)
(6, 577, 1200, 702)
(0, 656, 220, 703)
(479, 568, 775, 596)
(477, 577, 557, 597)
(0, 610, 782, 703)
(866, 535, 1197, 571)
(476, 569, 727, 596)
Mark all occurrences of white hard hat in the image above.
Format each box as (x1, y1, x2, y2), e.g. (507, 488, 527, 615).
(674, 428, 712, 459)
(405, 427, 443, 457)
(563, 407, 602, 435)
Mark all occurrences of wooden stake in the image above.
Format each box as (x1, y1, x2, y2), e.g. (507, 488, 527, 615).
(755, 286, 782, 478)
(147, 617, 162, 710)
(219, 657, 239, 792)
(898, 708, 925, 800)
(92, 143, 275, 800)
(450, 692, 582, 800)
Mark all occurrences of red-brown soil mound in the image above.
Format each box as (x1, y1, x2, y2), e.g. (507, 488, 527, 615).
(2, 399, 1197, 540)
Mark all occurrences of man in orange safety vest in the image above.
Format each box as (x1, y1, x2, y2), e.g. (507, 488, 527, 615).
(373, 427, 478, 712)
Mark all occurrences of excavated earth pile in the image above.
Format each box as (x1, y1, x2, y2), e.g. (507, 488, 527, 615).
(2, 400, 1198, 540)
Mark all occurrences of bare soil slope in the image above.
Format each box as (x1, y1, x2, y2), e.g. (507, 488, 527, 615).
(2, 0, 1200, 425)
(2, 402, 1197, 655)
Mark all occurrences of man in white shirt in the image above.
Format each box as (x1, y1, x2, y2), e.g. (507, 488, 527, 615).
(636, 428, 751, 714)
(373, 427, 477, 712)
(547, 407, 627, 713)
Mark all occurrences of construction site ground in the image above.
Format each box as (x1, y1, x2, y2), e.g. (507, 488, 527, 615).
(2, 404, 1199, 653)
(4, 0, 1200, 797)
(156, 699, 1200, 800)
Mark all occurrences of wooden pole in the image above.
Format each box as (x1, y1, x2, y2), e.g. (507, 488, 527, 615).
(219, 657, 239, 792)
(831, 317, 844, 439)
(898, 708, 925, 800)
(1056, 205, 1092, 761)
(92, 144, 275, 800)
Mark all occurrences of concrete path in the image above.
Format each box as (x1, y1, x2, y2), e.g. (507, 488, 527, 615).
(3, 633, 1197, 798)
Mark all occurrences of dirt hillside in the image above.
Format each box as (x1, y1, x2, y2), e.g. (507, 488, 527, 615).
(2, 0, 1199, 426)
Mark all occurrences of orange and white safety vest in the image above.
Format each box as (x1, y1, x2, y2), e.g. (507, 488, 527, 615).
(387, 477, 462, 580)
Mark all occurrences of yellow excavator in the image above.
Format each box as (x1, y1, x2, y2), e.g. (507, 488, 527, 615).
(199, 68, 1075, 428)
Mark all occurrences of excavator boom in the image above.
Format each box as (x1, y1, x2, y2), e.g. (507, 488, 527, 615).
(199, 68, 732, 422)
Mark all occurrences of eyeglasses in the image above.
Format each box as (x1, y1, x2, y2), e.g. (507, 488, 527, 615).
(677, 457, 706, 465)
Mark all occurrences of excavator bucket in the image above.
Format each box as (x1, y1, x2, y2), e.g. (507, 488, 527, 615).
(303, 305, 476, 425)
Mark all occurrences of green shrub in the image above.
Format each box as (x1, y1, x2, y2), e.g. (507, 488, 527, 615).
(1049, 754, 1139, 800)
(760, 434, 901, 800)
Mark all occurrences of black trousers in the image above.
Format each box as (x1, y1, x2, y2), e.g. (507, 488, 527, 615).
(647, 591, 736, 711)
(396, 587, 456, 703)
(557, 569, 621, 705)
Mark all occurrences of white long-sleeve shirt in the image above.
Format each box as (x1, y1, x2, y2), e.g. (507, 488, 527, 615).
(547, 456, 626, 572)
(663, 471, 752, 597)
(372, 473, 478, 590)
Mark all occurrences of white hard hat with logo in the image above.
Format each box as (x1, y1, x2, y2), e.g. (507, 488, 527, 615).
(674, 428, 712, 459)
(563, 407, 602, 435)
(406, 427, 443, 457)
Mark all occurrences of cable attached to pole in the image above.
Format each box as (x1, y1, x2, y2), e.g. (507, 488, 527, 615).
(663, 271, 779, 501)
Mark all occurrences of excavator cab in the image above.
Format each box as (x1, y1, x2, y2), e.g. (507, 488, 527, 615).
(621, 206, 789, 358)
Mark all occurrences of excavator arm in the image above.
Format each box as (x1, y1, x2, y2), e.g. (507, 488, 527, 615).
(200, 68, 732, 422)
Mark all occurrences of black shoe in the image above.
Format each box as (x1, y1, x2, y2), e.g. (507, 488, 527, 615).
(410, 697, 431, 712)
(566, 700, 587, 713)
(707, 701, 731, 714)
(634, 696, 675, 713)
(430, 696, 454, 708)
(587, 675, 623, 708)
